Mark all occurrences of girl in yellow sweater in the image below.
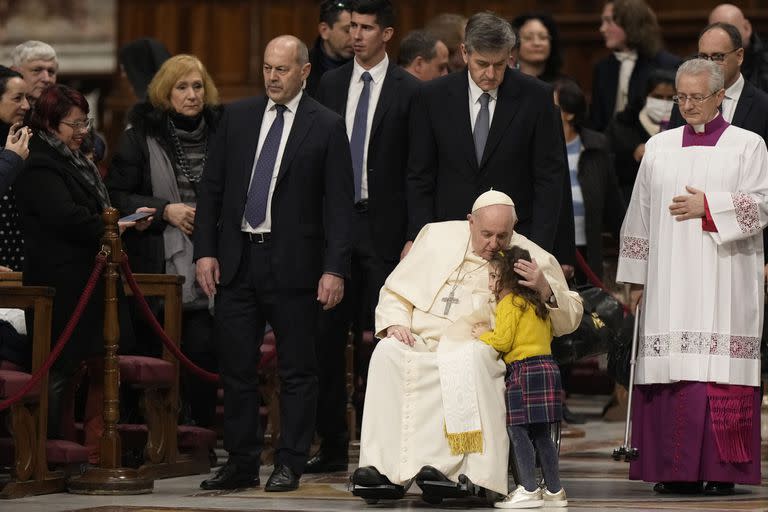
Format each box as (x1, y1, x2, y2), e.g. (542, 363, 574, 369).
(472, 246, 566, 509)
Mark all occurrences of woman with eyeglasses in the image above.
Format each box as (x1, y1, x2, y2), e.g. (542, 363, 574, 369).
(14, 84, 154, 459)
(510, 13, 563, 83)
(106, 54, 222, 429)
(617, 58, 766, 497)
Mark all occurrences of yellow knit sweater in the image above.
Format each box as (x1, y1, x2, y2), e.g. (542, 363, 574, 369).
(479, 293, 553, 364)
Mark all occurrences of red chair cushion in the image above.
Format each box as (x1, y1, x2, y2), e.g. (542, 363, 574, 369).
(178, 425, 217, 449)
(45, 439, 89, 465)
(0, 369, 38, 399)
(118, 355, 174, 387)
(0, 438, 88, 466)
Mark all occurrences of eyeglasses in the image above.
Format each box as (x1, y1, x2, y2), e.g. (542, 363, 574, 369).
(672, 93, 717, 105)
(520, 33, 551, 43)
(696, 48, 741, 62)
(60, 118, 92, 131)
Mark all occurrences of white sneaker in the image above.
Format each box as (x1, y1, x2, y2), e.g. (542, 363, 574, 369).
(494, 485, 544, 509)
(542, 487, 568, 507)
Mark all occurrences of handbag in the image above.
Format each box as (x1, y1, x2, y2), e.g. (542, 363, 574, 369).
(551, 285, 623, 365)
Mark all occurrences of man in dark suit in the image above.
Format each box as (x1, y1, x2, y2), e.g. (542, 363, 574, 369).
(407, 11, 568, 258)
(309, 0, 420, 474)
(669, 22, 768, 142)
(194, 35, 353, 492)
(306, 0, 354, 97)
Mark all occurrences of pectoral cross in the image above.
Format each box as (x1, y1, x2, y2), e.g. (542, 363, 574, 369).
(441, 288, 460, 315)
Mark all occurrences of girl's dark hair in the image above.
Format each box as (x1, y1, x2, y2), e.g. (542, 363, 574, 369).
(0, 65, 23, 97)
(553, 78, 587, 127)
(490, 246, 549, 320)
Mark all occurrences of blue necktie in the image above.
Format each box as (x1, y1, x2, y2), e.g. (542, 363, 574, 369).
(473, 92, 490, 165)
(244, 104, 286, 228)
(350, 71, 372, 202)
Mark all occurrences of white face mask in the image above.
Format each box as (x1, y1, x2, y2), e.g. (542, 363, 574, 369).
(644, 96, 674, 123)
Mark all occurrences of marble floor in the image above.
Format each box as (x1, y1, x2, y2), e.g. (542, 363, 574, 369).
(4, 395, 768, 512)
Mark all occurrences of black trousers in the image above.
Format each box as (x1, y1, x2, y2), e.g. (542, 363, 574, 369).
(315, 210, 397, 448)
(215, 240, 319, 474)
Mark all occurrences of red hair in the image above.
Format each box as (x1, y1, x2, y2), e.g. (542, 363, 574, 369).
(29, 84, 89, 133)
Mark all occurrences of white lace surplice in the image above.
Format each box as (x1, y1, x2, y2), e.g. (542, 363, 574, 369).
(617, 125, 768, 387)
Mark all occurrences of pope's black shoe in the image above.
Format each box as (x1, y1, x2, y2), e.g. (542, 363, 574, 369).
(200, 462, 260, 490)
(653, 481, 703, 494)
(704, 481, 735, 496)
(304, 447, 349, 473)
(350, 466, 405, 502)
(265, 464, 300, 492)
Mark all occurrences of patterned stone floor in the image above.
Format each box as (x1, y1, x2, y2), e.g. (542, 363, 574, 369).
(6, 395, 768, 512)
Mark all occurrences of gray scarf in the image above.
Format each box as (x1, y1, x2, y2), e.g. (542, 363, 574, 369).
(39, 131, 110, 209)
(146, 135, 198, 305)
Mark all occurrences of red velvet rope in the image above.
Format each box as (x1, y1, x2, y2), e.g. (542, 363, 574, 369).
(119, 256, 220, 383)
(0, 254, 107, 411)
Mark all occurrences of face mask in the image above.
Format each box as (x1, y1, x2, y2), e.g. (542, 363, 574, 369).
(645, 96, 674, 123)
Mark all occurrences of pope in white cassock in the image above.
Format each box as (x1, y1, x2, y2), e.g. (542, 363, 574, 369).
(350, 191, 583, 503)
(617, 59, 765, 495)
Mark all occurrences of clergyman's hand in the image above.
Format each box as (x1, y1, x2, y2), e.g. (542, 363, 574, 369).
(400, 241, 413, 260)
(514, 258, 552, 302)
(629, 284, 644, 313)
(387, 324, 416, 346)
(669, 186, 705, 221)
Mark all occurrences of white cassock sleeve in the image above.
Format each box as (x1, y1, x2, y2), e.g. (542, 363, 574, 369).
(616, 143, 653, 285)
(374, 287, 414, 339)
(706, 136, 768, 244)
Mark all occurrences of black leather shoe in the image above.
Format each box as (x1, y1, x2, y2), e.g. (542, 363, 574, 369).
(653, 481, 703, 494)
(304, 448, 349, 473)
(415, 465, 450, 482)
(350, 466, 405, 501)
(265, 464, 300, 492)
(200, 462, 260, 490)
(704, 481, 735, 496)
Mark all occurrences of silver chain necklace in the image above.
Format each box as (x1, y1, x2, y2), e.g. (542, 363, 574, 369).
(168, 118, 207, 184)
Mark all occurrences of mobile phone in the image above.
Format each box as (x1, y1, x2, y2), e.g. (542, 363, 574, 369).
(119, 211, 153, 223)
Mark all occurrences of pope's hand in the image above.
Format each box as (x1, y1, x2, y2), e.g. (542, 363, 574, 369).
(514, 258, 552, 302)
(387, 324, 416, 346)
(471, 322, 490, 338)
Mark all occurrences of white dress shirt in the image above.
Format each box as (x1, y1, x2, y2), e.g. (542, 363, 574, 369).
(614, 49, 637, 115)
(721, 74, 745, 123)
(242, 90, 303, 233)
(345, 54, 389, 201)
(467, 71, 498, 133)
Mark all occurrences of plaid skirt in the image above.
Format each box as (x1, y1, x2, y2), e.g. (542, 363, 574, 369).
(505, 355, 563, 426)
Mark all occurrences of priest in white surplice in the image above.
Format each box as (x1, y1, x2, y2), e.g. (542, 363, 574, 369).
(351, 191, 582, 501)
(617, 59, 766, 495)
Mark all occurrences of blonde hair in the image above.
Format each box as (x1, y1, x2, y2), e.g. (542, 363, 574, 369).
(147, 54, 219, 111)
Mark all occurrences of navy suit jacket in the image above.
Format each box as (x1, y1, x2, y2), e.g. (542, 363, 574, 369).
(407, 68, 570, 254)
(315, 60, 420, 261)
(194, 93, 354, 288)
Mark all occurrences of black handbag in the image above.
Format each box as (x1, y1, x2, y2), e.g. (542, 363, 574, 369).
(551, 285, 624, 365)
(606, 312, 636, 387)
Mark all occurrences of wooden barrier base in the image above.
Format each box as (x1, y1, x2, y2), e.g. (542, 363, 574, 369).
(137, 455, 210, 480)
(0, 472, 66, 499)
(67, 467, 153, 495)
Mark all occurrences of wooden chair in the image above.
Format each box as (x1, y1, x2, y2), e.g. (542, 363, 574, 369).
(120, 273, 214, 479)
(0, 272, 69, 498)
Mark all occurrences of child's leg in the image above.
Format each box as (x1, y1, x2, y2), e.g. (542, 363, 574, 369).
(507, 424, 537, 491)
(530, 423, 561, 492)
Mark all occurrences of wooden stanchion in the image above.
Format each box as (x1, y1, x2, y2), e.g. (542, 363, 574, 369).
(68, 208, 154, 495)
